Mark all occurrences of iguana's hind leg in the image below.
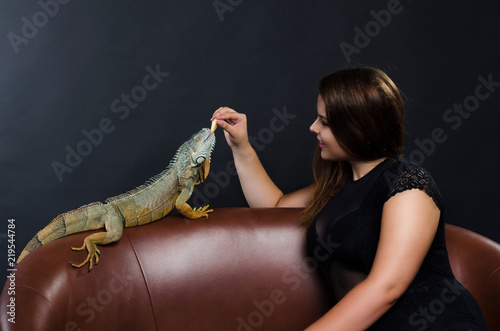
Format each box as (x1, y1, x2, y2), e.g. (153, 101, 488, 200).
(70, 235, 103, 270)
(69, 213, 123, 271)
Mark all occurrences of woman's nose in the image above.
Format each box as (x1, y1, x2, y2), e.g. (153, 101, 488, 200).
(310, 118, 318, 134)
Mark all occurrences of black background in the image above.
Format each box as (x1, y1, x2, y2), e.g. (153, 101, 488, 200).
(1, 1, 499, 280)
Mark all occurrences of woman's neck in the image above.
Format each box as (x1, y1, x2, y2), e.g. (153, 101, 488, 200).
(349, 158, 387, 181)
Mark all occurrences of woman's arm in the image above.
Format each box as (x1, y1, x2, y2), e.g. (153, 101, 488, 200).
(211, 107, 312, 208)
(306, 188, 440, 330)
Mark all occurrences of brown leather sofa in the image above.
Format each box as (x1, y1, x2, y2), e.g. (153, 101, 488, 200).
(1, 208, 499, 331)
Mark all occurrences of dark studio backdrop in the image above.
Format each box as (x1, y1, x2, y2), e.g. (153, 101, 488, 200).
(1, 1, 499, 281)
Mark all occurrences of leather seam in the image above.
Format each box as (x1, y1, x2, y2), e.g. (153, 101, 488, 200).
(485, 266, 500, 283)
(474, 265, 500, 301)
(121, 229, 158, 331)
(17, 285, 62, 321)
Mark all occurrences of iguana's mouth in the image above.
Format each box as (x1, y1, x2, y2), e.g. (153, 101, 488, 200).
(203, 119, 218, 142)
(203, 132, 213, 142)
(200, 128, 216, 161)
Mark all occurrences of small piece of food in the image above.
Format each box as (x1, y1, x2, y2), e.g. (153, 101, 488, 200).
(210, 119, 218, 133)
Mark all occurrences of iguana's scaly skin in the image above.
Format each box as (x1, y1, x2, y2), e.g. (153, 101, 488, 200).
(17, 128, 216, 271)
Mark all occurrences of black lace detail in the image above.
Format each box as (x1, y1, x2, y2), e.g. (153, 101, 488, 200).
(386, 164, 443, 211)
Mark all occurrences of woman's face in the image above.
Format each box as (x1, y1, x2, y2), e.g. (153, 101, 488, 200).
(310, 96, 350, 161)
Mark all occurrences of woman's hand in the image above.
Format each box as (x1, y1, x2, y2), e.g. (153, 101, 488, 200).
(210, 106, 312, 208)
(211, 107, 250, 151)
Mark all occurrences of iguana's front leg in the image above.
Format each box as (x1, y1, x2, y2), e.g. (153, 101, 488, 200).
(175, 179, 213, 219)
(69, 212, 123, 271)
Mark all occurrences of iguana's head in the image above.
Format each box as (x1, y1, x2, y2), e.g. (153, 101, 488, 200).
(183, 128, 216, 183)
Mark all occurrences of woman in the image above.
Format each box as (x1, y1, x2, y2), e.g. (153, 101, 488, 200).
(211, 67, 487, 330)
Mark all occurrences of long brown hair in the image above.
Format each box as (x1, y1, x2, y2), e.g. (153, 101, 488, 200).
(299, 67, 405, 226)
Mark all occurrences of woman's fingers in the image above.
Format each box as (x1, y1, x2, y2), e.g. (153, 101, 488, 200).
(211, 107, 237, 121)
(211, 107, 245, 131)
(210, 107, 249, 149)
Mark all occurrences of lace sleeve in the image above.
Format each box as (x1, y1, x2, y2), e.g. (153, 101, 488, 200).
(385, 165, 444, 210)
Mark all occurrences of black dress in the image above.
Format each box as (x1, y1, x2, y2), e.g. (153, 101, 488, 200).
(306, 157, 488, 330)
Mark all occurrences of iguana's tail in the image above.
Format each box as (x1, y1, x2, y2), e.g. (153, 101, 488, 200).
(17, 202, 106, 264)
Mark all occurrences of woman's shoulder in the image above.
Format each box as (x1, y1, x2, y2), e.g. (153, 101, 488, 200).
(381, 157, 444, 209)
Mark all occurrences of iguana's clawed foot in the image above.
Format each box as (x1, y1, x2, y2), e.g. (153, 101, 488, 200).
(69, 241, 101, 272)
(192, 205, 213, 219)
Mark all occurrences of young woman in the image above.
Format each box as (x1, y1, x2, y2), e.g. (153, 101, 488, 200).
(211, 67, 488, 330)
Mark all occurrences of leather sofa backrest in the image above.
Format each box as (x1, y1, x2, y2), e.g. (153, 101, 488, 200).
(445, 223, 500, 331)
(1, 208, 332, 331)
(1, 208, 499, 330)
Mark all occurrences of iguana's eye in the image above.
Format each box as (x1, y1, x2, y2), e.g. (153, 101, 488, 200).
(196, 156, 206, 164)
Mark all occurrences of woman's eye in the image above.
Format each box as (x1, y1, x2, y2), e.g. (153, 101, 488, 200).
(316, 115, 328, 126)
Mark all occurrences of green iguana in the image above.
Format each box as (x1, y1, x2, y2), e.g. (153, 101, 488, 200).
(17, 125, 217, 271)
